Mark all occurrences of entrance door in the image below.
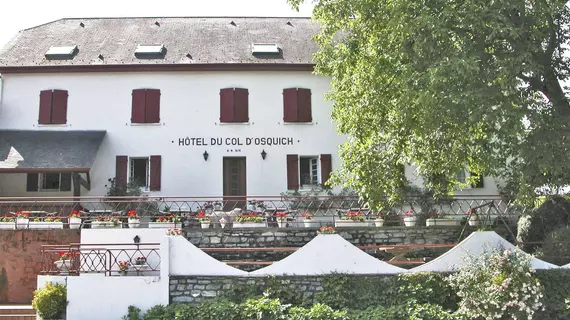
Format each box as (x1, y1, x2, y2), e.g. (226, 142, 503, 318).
(223, 157, 246, 210)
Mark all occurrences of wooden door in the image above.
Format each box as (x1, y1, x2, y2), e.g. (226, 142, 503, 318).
(223, 157, 247, 210)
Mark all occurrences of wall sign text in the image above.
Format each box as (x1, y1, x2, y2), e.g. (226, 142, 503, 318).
(175, 137, 296, 147)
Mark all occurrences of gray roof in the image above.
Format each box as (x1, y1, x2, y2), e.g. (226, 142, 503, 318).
(0, 130, 106, 171)
(0, 17, 319, 67)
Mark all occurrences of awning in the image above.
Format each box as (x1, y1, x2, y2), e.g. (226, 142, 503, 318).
(0, 130, 106, 173)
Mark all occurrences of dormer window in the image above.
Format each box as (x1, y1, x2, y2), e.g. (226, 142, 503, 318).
(135, 45, 166, 58)
(45, 45, 78, 60)
(252, 43, 280, 55)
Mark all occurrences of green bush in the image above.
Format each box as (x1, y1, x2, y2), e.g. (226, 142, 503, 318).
(517, 195, 570, 253)
(288, 303, 348, 320)
(396, 272, 458, 310)
(31, 282, 68, 320)
(142, 304, 174, 320)
(536, 269, 570, 320)
(540, 226, 570, 265)
(220, 278, 307, 306)
(122, 306, 142, 320)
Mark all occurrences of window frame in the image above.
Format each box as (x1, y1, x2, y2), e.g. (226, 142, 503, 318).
(39, 173, 62, 191)
(129, 157, 150, 190)
(299, 155, 320, 188)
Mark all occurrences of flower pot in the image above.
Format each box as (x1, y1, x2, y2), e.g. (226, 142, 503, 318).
(29, 221, 45, 229)
(219, 218, 227, 229)
(303, 220, 318, 228)
(374, 219, 385, 227)
(128, 218, 140, 229)
(233, 222, 266, 228)
(403, 216, 417, 227)
(335, 220, 369, 228)
(200, 221, 211, 229)
(119, 271, 128, 276)
(16, 217, 29, 229)
(54, 260, 71, 273)
(49, 222, 64, 229)
(0, 222, 15, 230)
(426, 218, 460, 227)
(468, 216, 479, 227)
(277, 221, 287, 228)
(91, 221, 104, 229)
(148, 222, 177, 229)
(69, 217, 82, 229)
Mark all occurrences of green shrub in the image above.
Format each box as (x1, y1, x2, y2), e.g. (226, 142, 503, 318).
(517, 195, 570, 253)
(241, 295, 290, 320)
(122, 305, 142, 320)
(141, 304, 174, 320)
(536, 269, 570, 320)
(396, 272, 458, 310)
(540, 226, 570, 265)
(288, 303, 348, 320)
(220, 278, 307, 306)
(31, 282, 68, 320)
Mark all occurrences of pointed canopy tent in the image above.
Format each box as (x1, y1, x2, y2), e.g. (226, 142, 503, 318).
(563, 263, 570, 269)
(410, 231, 558, 273)
(250, 234, 405, 276)
(169, 236, 247, 276)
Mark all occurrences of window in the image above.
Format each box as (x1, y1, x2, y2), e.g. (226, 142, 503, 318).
(131, 89, 161, 124)
(287, 154, 332, 190)
(26, 173, 71, 192)
(252, 43, 280, 54)
(220, 88, 249, 123)
(45, 45, 78, 59)
(283, 88, 312, 122)
(456, 170, 485, 189)
(130, 158, 149, 189)
(38, 89, 68, 124)
(300, 157, 318, 186)
(115, 155, 162, 191)
(456, 170, 467, 184)
(135, 44, 166, 55)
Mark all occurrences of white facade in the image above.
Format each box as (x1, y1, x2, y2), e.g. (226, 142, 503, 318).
(0, 71, 346, 197)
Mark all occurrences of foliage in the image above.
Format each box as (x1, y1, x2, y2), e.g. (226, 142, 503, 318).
(397, 272, 458, 310)
(540, 226, 570, 265)
(288, 0, 570, 207)
(236, 213, 264, 223)
(448, 248, 544, 319)
(32, 282, 68, 320)
(535, 269, 570, 320)
(241, 294, 290, 319)
(104, 177, 159, 215)
(121, 305, 142, 320)
(517, 195, 570, 252)
(288, 303, 348, 320)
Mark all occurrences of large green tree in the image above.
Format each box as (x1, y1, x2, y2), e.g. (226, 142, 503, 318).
(289, 0, 570, 207)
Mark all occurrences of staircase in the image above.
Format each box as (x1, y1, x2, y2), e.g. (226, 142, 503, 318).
(0, 306, 36, 320)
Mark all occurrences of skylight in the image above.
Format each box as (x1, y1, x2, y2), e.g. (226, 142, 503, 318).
(135, 44, 166, 56)
(45, 45, 78, 59)
(252, 44, 280, 54)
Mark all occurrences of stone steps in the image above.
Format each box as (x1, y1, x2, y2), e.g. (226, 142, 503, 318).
(0, 305, 36, 320)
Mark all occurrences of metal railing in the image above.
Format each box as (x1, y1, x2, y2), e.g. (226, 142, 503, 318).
(40, 243, 160, 276)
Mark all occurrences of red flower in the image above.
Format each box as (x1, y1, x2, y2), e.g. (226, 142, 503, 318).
(276, 212, 287, 218)
(127, 210, 137, 218)
(197, 211, 206, 218)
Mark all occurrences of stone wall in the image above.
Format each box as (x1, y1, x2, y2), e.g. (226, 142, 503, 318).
(0, 230, 80, 304)
(169, 276, 327, 303)
(185, 226, 482, 270)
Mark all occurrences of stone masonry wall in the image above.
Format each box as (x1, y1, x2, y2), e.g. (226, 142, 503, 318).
(169, 276, 326, 303)
(0, 230, 81, 304)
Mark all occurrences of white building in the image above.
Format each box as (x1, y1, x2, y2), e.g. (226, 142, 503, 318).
(0, 17, 499, 201)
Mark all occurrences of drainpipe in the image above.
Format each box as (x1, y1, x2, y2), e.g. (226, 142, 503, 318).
(0, 74, 3, 109)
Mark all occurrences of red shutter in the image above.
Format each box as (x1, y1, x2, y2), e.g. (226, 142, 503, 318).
(145, 89, 161, 123)
(131, 89, 146, 123)
(320, 154, 332, 188)
(149, 155, 162, 191)
(26, 173, 39, 192)
(234, 88, 249, 122)
(115, 156, 128, 190)
(38, 90, 53, 124)
(283, 88, 298, 122)
(297, 88, 312, 122)
(220, 88, 234, 122)
(286, 154, 299, 190)
(51, 90, 68, 124)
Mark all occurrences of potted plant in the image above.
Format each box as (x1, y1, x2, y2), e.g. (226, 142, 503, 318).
(118, 261, 129, 276)
(317, 225, 336, 234)
(45, 216, 64, 229)
(68, 210, 82, 230)
(302, 211, 317, 228)
(335, 210, 368, 227)
(234, 213, 265, 228)
(29, 217, 44, 229)
(15, 211, 29, 229)
(197, 211, 211, 229)
(54, 251, 74, 273)
(91, 216, 108, 229)
(374, 212, 385, 227)
(166, 228, 184, 236)
(425, 211, 461, 226)
(108, 216, 122, 228)
(149, 215, 180, 229)
(466, 209, 479, 227)
(134, 256, 147, 266)
(127, 210, 140, 229)
(0, 216, 15, 230)
(276, 212, 288, 228)
(402, 210, 417, 227)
